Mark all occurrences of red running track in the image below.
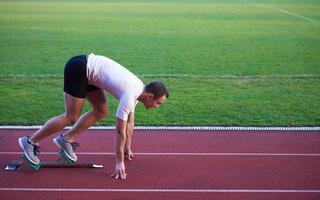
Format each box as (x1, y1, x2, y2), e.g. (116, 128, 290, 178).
(0, 129, 319, 200)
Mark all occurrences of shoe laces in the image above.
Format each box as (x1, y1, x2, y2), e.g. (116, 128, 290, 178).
(71, 142, 79, 151)
(33, 145, 40, 156)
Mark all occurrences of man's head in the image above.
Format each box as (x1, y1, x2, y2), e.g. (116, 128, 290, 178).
(139, 81, 169, 109)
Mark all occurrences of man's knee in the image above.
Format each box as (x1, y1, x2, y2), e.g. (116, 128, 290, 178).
(93, 105, 108, 119)
(65, 113, 80, 125)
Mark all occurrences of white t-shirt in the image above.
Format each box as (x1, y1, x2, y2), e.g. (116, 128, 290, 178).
(86, 53, 144, 121)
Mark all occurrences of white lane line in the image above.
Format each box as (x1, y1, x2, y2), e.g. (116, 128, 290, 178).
(278, 8, 320, 24)
(245, 1, 320, 25)
(0, 188, 319, 193)
(0, 125, 319, 131)
(1, 152, 320, 156)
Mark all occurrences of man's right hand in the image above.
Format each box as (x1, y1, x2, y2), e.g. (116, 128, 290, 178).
(110, 162, 127, 180)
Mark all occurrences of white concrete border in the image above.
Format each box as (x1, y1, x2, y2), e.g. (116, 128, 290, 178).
(0, 126, 319, 131)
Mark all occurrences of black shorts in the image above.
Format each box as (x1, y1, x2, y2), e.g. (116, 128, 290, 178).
(63, 55, 100, 98)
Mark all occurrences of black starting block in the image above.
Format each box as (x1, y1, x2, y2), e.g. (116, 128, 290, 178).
(5, 157, 103, 171)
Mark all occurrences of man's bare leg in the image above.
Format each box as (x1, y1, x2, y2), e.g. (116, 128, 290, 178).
(63, 89, 108, 142)
(30, 93, 85, 143)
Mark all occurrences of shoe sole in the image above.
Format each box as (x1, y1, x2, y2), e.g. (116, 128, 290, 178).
(22, 154, 41, 171)
(18, 137, 40, 166)
(59, 149, 76, 164)
(53, 138, 76, 164)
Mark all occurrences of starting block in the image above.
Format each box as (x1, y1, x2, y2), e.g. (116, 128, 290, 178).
(5, 156, 103, 171)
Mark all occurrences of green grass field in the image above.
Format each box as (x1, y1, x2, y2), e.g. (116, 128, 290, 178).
(0, 0, 319, 126)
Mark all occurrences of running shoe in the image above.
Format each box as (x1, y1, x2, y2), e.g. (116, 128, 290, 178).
(18, 136, 41, 170)
(53, 135, 78, 163)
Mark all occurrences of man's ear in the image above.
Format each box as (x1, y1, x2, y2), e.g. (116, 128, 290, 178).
(147, 93, 154, 100)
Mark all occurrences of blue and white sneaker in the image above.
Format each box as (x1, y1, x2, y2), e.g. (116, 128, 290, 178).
(18, 136, 41, 170)
(53, 135, 78, 164)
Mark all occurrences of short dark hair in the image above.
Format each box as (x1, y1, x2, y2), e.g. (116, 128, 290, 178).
(144, 81, 169, 99)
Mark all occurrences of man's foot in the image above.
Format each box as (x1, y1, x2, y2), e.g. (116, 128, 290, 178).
(18, 136, 41, 170)
(53, 135, 78, 164)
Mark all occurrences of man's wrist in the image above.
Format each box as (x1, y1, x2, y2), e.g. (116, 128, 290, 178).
(116, 162, 125, 170)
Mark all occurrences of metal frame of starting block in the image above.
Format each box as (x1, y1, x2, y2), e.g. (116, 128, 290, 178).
(5, 156, 103, 171)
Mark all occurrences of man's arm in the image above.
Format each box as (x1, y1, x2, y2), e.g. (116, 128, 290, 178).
(125, 112, 134, 160)
(111, 117, 127, 179)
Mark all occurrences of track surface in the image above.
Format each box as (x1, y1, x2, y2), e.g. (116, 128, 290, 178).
(0, 129, 320, 200)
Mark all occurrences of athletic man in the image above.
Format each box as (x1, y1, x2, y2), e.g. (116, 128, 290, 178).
(18, 53, 169, 179)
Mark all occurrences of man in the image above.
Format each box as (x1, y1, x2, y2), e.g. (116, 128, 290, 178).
(18, 53, 169, 179)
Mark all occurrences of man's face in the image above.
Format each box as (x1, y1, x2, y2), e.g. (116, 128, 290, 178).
(144, 95, 167, 109)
